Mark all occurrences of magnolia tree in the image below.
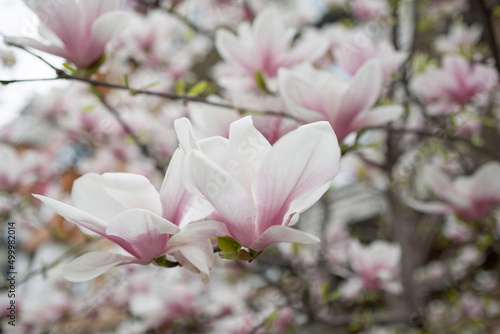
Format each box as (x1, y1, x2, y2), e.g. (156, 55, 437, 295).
(1, 0, 500, 333)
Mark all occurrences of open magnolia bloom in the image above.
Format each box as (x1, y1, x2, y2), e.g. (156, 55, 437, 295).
(11, 0, 128, 69)
(340, 240, 402, 298)
(34, 167, 215, 283)
(407, 162, 500, 222)
(411, 55, 498, 115)
(278, 60, 403, 143)
(168, 116, 340, 255)
(215, 8, 327, 89)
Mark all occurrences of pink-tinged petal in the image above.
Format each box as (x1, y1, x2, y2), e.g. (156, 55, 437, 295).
(228, 117, 272, 194)
(30, 0, 83, 56)
(278, 68, 328, 121)
(253, 121, 340, 234)
(33, 194, 107, 235)
(169, 240, 214, 283)
(253, 9, 288, 76)
(281, 32, 328, 67)
(250, 225, 319, 252)
(334, 40, 377, 76)
(62, 251, 148, 282)
(349, 105, 404, 133)
(406, 198, 453, 214)
(106, 209, 179, 259)
(378, 41, 407, 81)
(472, 64, 498, 92)
(443, 55, 470, 88)
(82, 11, 129, 67)
(335, 60, 382, 141)
(216, 28, 256, 75)
(160, 149, 194, 226)
(8, 36, 68, 60)
(168, 220, 229, 245)
(422, 166, 469, 207)
(198, 136, 231, 171)
(174, 117, 201, 153)
(71, 173, 163, 222)
(470, 162, 500, 202)
(38, 23, 65, 47)
(183, 150, 257, 247)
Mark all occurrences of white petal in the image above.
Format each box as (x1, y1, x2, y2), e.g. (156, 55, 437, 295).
(470, 162, 500, 202)
(168, 220, 229, 245)
(335, 59, 382, 141)
(183, 150, 257, 247)
(62, 251, 148, 282)
(33, 194, 107, 235)
(250, 225, 319, 252)
(349, 105, 404, 132)
(216, 28, 256, 74)
(169, 240, 214, 283)
(228, 117, 271, 194)
(252, 121, 340, 234)
(71, 173, 163, 222)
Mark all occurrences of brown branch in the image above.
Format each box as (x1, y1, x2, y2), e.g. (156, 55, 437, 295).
(0, 74, 299, 122)
(477, 0, 500, 76)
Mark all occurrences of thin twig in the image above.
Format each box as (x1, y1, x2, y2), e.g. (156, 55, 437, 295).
(1, 77, 60, 85)
(0, 73, 299, 122)
(2, 36, 63, 73)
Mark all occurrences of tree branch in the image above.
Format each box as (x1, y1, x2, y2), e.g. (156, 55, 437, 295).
(477, 0, 500, 76)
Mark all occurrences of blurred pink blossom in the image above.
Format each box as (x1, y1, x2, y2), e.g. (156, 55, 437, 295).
(12, 0, 128, 69)
(411, 55, 498, 115)
(279, 60, 403, 142)
(408, 162, 500, 221)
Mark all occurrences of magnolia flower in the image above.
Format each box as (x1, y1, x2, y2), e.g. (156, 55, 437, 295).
(34, 165, 214, 282)
(278, 60, 403, 142)
(411, 55, 498, 115)
(435, 23, 482, 53)
(334, 39, 407, 82)
(12, 0, 128, 69)
(169, 116, 340, 252)
(408, 162, 500, 221)
(215, 8, 328, 89)
(340, 240, 402, 298)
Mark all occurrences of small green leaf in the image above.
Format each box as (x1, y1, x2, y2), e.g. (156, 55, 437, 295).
(187, 80, 208, 97)
(63, 62, 79, 75)
(255, 71, 269, 93)
(123, 74, 130, 88)
(82, 104, 95, 114)
(217, 236, 242, 253)
(175, 78, 186, 95)
(264, 310, 280, 328)
(219, 251, 239, 260)
(248, 248, 262, 261)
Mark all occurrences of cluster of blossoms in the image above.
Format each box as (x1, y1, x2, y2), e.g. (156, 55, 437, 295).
(1, 0, 500, 333)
